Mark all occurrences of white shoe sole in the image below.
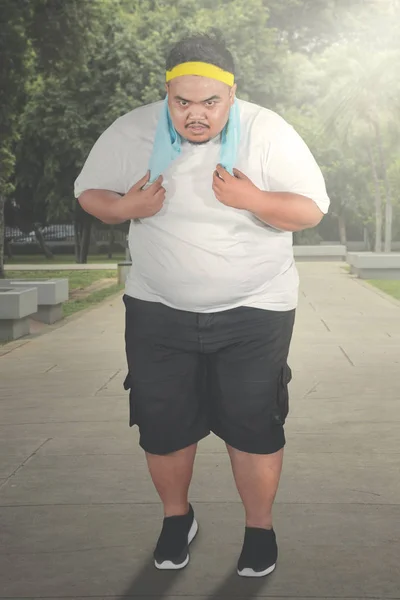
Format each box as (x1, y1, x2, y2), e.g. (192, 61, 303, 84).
(237, 563, 276, 578)
(154, 518, 199, 570)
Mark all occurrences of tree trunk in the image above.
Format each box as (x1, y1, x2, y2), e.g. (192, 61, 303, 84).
(5, 238, 13, 259)
(363, 227, 371, 251)
(384, 196, 393, 252)
(367, 144, 382, 253)
(337, 213, 347, 245)
(74, 220, 81, 263)
(108, 227, 115, 259)
(0, 196, 5, 278)
(79, 221, 92, 263)
(33, 225, 54, 259)
(374, 121, 392, 253)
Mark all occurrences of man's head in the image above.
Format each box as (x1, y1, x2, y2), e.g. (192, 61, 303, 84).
(165, 33, 237, 144)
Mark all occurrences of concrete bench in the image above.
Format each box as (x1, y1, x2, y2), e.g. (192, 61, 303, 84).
(346, 252, 400, 279)
(0, 279, 69, 324)
(294, 245, 346, 261)
(0, 287, 38, 341)
(346, 252, 367, 274)
(118, 262, 131, 285)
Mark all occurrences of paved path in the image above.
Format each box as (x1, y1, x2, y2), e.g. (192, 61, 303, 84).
(0, 262, 399, 599)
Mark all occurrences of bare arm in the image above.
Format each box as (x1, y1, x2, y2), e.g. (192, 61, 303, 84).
(78, 190, 126, 225)
(77, 173, 165, 225)
(246, 190, 324, 232)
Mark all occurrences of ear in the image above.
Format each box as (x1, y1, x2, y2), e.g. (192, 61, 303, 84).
(165, 83, 169, 94)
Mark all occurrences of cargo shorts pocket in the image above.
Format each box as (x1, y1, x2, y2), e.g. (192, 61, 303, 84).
(123, 373, 137, 427)
(271, 364, 292, 426)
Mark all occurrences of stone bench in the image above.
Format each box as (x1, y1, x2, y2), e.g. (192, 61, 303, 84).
(294, 245, 346, 261)
(0, 287, 38, 341)
(118, 262, 131, 285)
(346, 252, 400, 279)
(0, 279, 69, 324)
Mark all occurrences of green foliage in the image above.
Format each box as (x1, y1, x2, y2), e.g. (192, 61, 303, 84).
(1, 0, 400, 268)
(0, 0, 31, 190)
(280, 6, 400, 246)
(9, 0, 291, 232)
(26, 0, 102, 74)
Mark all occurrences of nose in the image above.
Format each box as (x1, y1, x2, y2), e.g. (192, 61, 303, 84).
(187, 104, 207, 120)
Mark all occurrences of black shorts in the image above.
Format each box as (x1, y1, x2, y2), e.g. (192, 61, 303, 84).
(123, 295, 295, 456)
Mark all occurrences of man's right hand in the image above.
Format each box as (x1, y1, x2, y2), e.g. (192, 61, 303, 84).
(115, 172, 166, 220)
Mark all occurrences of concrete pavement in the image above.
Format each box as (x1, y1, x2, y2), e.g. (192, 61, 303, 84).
(0, 262, 399, 599)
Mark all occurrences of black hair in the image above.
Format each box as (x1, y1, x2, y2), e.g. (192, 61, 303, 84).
(166, 31, 235, 75)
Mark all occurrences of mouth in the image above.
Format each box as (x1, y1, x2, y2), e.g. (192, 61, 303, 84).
(186, 124, 209, 132)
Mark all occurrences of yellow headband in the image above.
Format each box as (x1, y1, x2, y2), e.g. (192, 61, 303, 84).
(166, 61, 234, 86)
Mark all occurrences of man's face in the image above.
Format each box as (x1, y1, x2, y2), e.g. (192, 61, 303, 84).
(166, 75, 236, 144)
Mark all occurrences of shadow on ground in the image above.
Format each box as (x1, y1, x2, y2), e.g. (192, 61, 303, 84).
(119, 554, 270, 599)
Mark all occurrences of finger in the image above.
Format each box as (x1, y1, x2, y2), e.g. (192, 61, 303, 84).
(154, 187, 166, 201)
(216, 164, 233, 181)
(213, 170, 225, 186)
(147, 174, 164, 191)
(233, 168, 248, 180)
(131, 171, 150, 191)
(212, 183, 221, 198)
(212, 181, 223, 197)
(214, 169, 225, 182)
(148, 180, 163, 194)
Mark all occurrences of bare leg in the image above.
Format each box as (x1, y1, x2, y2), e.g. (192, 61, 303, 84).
(227, 445, 284, 529)
(146, 443, 197, 517)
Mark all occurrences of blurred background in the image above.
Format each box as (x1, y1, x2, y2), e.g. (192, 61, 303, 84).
(1, 0, 400, 273)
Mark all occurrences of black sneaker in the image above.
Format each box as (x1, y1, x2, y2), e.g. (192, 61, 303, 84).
(237, 527, 278, 577)
(154, 504, 198, 570)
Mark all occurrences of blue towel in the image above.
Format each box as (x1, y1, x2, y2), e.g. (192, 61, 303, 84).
(148, 97, 241, 182)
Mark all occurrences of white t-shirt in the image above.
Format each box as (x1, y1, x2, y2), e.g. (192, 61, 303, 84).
(74, 99, 330, 313)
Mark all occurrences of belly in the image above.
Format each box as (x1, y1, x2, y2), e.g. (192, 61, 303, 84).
(126, 219, 293, 311)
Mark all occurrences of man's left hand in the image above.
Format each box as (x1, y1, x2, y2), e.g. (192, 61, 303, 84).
(212, 165, 260, 210)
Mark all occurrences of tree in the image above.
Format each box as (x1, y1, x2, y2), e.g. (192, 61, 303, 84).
(0, 0, 32, 276)
(279, 102, 372, 245)
(266, 0, 400, 54)
(4, 0, 399, 264)
(8, 0, 110, 262)
(318, 43, 400, 251)
(48, 0, 291, 261)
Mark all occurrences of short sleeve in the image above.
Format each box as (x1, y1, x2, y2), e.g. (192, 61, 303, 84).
(74, 123, 130, 198)
(264, 119, 330, 214)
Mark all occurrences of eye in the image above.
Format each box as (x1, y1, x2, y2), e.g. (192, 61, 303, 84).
(179, 100, 189, 107)
(205, 100, 216, 107)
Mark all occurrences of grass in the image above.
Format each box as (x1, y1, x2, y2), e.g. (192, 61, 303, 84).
(6, 269, 117, 291)
(4, 254, 125, 265)
(62, 283, 124, 317)
(368, 280, 400, 301)
(5, 269, 123, 318)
